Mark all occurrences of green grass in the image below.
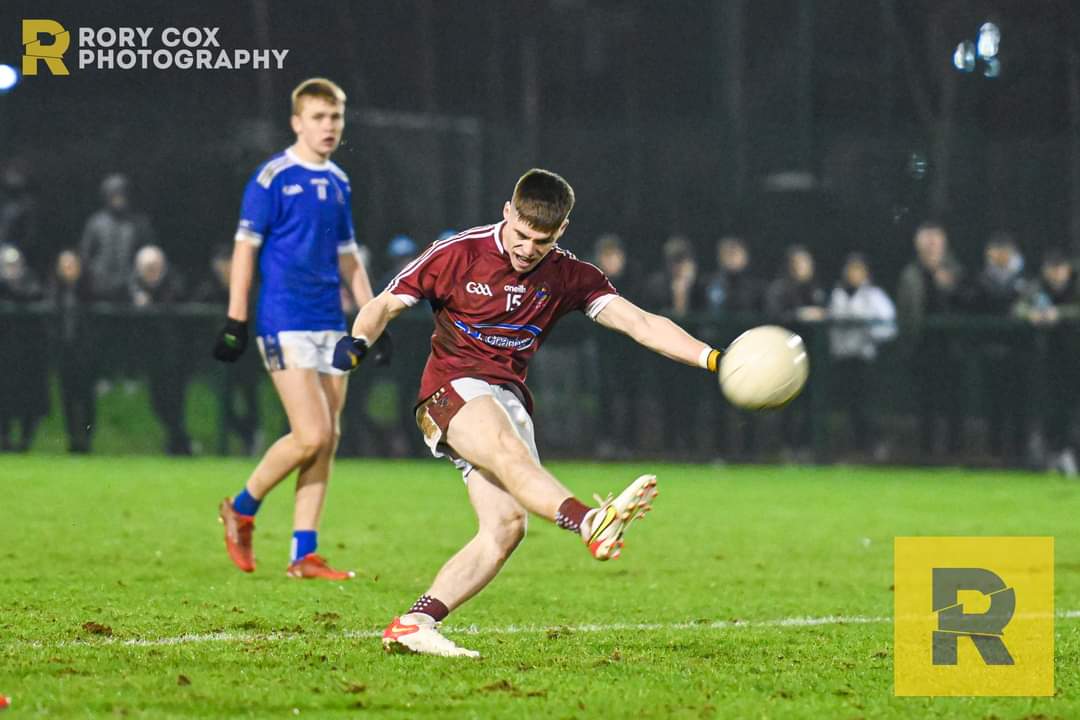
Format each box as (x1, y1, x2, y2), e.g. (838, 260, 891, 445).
(30, 377, 289, 456)
(1, 457, 1078, 718)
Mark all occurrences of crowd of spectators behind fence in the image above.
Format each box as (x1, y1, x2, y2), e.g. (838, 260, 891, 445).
(1, 170, 1079, 475)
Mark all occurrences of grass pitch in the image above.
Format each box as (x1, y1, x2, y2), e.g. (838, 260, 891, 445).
(1, 456, 1078, 718)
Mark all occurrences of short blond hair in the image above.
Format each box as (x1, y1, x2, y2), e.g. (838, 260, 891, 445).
(291, 77, 346, 116)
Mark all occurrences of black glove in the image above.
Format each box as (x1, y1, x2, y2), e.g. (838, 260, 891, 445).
(212, 318, 248, 362)
(371, 329, 393, 366)
(332, 334, 369, 371)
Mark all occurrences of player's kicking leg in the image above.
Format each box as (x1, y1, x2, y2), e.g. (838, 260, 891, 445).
(381, 385, 657, 657)
(219, 367, 352, 578)
(443, 393, 658, 560)
(383, 468, 525, 657)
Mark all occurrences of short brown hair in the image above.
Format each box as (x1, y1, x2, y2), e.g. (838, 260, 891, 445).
(291, 77, 346, 116)
(512, 169, 575, 233)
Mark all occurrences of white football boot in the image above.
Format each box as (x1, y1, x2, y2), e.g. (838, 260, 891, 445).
(382, 613, 480, 658)
(583, 474, 658, 560)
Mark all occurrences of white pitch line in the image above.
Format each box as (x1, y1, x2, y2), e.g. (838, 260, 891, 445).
(7, 610, 1080, 650)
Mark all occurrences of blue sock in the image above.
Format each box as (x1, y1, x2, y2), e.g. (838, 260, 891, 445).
(291, 530, 317, 562)
(232, 488, 262, 517)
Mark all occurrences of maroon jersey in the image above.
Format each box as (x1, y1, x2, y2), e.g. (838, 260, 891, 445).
(387, 221, 618, 412)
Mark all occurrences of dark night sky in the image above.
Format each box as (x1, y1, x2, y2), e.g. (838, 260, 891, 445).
(2, 0, 1077, 283)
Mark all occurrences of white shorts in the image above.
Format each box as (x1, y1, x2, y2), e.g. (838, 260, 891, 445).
(256, 330, 348, 375)
(416, 377, 539, 482)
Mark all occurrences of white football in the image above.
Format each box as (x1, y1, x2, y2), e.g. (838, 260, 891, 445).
(718, 325, 809, 409)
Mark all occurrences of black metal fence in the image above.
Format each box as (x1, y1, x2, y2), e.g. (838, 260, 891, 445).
(2, 302, 1077, 468)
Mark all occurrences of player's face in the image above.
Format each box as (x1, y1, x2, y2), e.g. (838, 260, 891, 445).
(291, 97, 345, 160)
(501, 203, 566, 273)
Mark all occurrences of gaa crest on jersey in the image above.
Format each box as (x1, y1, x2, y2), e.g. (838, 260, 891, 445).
(466, 282, 494, 297)
(532, 284, 551, 310)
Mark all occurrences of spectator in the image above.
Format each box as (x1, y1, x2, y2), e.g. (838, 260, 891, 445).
(970, 232, 1028, 314)
(765, 245, 828, 322)
(341, 233, 418, 458)
(0, 244, 49, 451)
(49, 250, 96, 453)
(968, 232, 1030, 465)
(191, 244, 234, 305)
(828, 253, 897, 459)
(1015, 249, 1080, 475)
(130, 245, 192, 455)
(896, 221, 966, 459)
(643, 235, 706, 455)
(766, 245, 827, 461)
(130, 244, 184, 306)
(0, 167, 37, 254)
(700, 235, 763, 460)
(592, 233, 640, 456)
(644, 235, 703, 318)
(703, 236, 763, 316)
(595, 233, 638, 291)
(80, 174, 156, 302)
(194, 246, 260, 455)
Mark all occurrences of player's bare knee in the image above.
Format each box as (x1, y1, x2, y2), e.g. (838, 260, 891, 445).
(295, 426, 333, 461)
(487, 510, 527, 559)
(503, 510, 527, 550)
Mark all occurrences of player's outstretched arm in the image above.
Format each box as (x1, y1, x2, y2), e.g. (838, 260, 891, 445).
(332, 291, 409, 371)
(212, 241, 259, 362)
(595, 296, 722, 372)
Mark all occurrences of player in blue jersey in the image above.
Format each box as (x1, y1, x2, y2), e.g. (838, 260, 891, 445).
(212, 78, 376, 580)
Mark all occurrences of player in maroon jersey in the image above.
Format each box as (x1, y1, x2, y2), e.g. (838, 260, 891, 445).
(333, 169, 724, 657)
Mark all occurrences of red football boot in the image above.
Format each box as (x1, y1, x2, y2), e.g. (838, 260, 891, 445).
(218, 497, 255, 573)
(286, 553, 355, 580)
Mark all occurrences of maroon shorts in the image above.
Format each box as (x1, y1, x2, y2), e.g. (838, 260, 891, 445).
(414, 378, 538, 480)
(415, 384, 467, 450)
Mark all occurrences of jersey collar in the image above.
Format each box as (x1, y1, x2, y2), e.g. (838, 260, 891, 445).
(285, 147, 331, 171)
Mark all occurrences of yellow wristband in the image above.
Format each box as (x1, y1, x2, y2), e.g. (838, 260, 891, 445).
(698, 348, 722, 372)
(707, 349, 721, 373)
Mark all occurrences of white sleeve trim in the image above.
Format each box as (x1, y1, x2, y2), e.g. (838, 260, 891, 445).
(235, 228, 263, 247)
(585, 293, 618, 321)
(392, 293, 420, 308)
(337, 239, 360, 255)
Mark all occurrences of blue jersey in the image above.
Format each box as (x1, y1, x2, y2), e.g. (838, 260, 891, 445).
(234, 148, 358, 335)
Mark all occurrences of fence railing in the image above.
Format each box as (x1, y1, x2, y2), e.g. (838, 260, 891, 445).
(2, 302, 1076, 464)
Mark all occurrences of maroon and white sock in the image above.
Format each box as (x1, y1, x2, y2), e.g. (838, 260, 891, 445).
(555, 497, 592, 534)
(408, 594, 449, 622)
